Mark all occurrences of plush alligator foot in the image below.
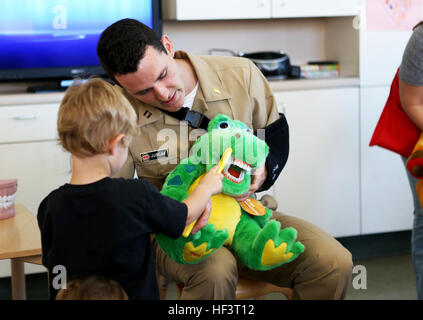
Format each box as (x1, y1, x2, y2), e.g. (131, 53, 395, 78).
(181, 224, 228, 263)
(183, 241, 215, 263)
(262, 239, 296, 266)
(255, 220, 304, 268)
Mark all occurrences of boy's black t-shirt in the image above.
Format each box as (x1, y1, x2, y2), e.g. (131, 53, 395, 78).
(37, 177, 187, 300)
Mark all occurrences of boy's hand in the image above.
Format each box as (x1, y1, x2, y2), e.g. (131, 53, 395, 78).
(191, 199, 212, 234)
(199, 164, 223, 196)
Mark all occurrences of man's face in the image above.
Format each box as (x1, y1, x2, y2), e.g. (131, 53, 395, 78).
(115, 46, 185, 112)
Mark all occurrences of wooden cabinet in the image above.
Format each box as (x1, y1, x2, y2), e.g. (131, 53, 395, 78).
(162, 0, 360, 21)
(360, 86, 414, 234)
(273, 87, 360, 237)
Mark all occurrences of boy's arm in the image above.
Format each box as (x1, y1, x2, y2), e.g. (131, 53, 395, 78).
(181, 164, 222, 226)
(182, 184, 213, 225)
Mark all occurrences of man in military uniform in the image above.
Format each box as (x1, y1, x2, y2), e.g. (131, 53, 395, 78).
(97, 18, 353, 300)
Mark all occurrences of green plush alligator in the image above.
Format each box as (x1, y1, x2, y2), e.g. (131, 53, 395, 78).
(156, 114, 304, 271)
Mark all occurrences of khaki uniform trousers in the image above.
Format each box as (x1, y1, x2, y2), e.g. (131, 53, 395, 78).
(154, 212, 353, 300)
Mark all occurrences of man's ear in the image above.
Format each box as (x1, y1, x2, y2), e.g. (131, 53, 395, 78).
(109, 134, 125, 155)
(160, 35, 175, 57)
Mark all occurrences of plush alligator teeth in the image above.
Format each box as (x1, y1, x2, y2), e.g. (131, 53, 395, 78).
(232, 159, 252, 173)
(221, 156, 252, 184)
(0, 192, 17, 209)
(223, 168, 245, 184)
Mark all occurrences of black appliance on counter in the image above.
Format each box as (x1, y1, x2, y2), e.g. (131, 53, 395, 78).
(209, 49, 301, 80)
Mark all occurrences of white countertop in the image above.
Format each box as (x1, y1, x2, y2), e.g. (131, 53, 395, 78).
(268, 77, 359, 91)
(0, 77, 360, 106)
(0, 92, 65, 106)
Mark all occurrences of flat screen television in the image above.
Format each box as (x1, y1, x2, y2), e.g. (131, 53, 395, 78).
(0, 0, 162, 83)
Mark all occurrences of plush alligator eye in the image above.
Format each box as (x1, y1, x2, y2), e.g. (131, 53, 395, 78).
(217, 121, 230, 129)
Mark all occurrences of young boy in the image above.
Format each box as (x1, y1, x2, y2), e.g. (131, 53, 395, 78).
(37, 78, 223, 300)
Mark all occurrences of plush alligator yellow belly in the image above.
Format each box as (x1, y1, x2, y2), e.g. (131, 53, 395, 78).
(188, 174, 241, 245)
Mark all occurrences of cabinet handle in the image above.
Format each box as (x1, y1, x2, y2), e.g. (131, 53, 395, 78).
(13, 115, 37, 120)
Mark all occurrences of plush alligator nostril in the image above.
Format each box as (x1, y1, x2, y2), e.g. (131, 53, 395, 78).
(235, 133, 241, 139)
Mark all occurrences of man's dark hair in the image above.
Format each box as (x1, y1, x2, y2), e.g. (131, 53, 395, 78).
(97, 18, 166, 83)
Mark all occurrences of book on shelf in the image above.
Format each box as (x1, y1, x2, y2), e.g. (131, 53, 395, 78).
(300, 61, 340, 79)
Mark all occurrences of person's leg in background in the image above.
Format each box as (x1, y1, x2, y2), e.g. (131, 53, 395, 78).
(403, 157, 423, 300)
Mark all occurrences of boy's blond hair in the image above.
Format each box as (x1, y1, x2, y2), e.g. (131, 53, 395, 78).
(57, 78, 137, 157)
(55, 275, 128, 300)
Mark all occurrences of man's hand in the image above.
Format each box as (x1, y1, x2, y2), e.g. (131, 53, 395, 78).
(191, 199, 212, 234)
(233, 166, 267, 202)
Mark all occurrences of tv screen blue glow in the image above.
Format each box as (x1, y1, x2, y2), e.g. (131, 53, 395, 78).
(0, 0, 159, 79)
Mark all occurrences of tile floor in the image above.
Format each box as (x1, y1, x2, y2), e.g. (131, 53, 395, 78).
(1, 254, 415, 300)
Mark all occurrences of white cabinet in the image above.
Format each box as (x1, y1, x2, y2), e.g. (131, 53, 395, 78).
(0, 102, 71, 215)
(359, 31, 411, 87)
(162, 0, 272, 20)
(272, 0, 360, 18)
(360, 87, 414, 234)
(162, 0, 360, 21)
(0, 101, 70, 278)
(0, 141, 71, 216)
(273, 87, 360, 237)
(0, 103, 60, 144)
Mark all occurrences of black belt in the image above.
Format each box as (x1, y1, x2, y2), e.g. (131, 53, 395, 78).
(162, 107, 210, 130)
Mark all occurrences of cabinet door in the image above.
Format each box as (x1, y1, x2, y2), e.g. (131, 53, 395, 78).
(360, 87, 413, 234)
(0, 141, 71, 278)
(0, 103, 60, 144)
(162, 0, 271, 20)
(359, 31, 411, 87)
(272, 0, 360, 18)
(273, 87, 360, 237)
(0, 141, 71, 216)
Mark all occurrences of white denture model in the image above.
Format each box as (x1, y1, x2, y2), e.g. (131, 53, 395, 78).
(0, 179, 17, 220)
